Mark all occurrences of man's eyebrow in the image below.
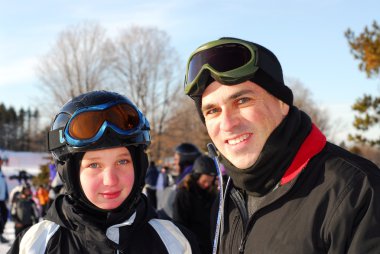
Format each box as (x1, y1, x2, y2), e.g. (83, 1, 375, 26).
(201, 102, 215, 112)
(201, 89, 255, 111)
(228, 89, 255, 100)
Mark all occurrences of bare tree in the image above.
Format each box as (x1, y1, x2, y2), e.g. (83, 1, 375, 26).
(36, 22, 114, 113)
(286, 78, 333, 137)
(153, 93, 211, 162)
(111, 26, 182, 160)
(34, 23, 198, 160)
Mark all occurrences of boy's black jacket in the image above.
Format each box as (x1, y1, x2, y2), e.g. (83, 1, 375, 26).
(8, 195, 200, 254)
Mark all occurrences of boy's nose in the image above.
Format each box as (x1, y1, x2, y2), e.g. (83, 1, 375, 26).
(103, 167, 118, 186)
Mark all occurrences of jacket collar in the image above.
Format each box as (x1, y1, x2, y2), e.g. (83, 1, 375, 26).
(280, 124, 326, 185)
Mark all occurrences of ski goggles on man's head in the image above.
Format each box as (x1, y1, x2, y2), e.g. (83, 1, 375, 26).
(184, 38, 260, 97)
(48, 100, 149, 151)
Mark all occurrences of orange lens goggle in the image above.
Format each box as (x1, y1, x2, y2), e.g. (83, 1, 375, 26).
(64, 102, 144, 147)
(68, 104, 139, 140)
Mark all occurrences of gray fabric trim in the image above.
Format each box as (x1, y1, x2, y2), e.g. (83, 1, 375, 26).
(106, 212, 136, 244)
(19, 220, 60, 254)
(149, 219, 192, 254)
(18, 217, 191, 253)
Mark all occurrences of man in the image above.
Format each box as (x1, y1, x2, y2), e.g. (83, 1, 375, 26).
(0, 157, 9, 243)
(183, 37, 380, 253)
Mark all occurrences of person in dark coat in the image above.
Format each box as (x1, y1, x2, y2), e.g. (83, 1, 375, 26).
(0, 158, 9, 243)
(173, 155, 218, 254)
(11, 184, 39, 237)
(183, 37, 380, 253)
(156, 143, 201, 219)
(8, 91, 200, 254)
(144, 161, 159, 208)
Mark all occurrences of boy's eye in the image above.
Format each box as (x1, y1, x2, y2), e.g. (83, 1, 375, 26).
(118, 159, 129, 165)
(88, 163, 99, 168)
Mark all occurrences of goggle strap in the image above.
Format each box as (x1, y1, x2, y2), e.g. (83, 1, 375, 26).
(48, 127, 67, 151)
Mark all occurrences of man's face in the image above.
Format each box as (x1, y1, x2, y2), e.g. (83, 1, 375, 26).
(201, 81, 289, 169)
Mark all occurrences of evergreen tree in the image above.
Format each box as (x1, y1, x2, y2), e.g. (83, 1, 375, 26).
(345, 21, 380, 147)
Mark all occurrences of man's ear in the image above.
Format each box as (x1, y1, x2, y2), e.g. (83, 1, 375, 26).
(279, 100, 290, 116)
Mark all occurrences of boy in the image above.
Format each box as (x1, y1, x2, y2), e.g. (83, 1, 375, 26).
(8, 91, 199, 253)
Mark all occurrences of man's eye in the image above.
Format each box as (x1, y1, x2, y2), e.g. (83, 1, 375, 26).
(203, 108, 219, 116)
(237, 97, 250, 104)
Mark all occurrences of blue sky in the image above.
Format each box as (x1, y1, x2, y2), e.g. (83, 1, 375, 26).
(0, 0, 379, 142)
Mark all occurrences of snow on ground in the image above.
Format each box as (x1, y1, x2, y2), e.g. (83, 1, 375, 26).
(0, 221, 15, 252)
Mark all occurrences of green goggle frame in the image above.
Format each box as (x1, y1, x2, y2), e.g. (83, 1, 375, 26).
(184, 38, 260, 97)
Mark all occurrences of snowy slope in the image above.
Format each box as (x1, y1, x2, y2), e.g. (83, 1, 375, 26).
(1, 150, 51, 193)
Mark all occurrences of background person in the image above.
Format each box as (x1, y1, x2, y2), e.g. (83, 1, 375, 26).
(48, 172, 64, 207)
(184, 37, 380, 253)
(173, 155, 218, 254)
(11, 184, 39, 237)
(144, 160, 159, 209)
(173, 143, 202, 184)
(0, 157, 9, 243)
(156, 143, 201, 219)
(36, 184, 49, 217)
(155, 165, 172, 192)
(8, 91, 200, 253)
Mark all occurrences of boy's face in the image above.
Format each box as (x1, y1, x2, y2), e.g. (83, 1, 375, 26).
(80, 147, 134, 210)
(201, 80, 289, 169)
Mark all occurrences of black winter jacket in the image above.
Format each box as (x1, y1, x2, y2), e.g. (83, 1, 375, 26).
(173, 180, 217, 254)
(8, 195, 200, 254)
(214, 126, 380, 254)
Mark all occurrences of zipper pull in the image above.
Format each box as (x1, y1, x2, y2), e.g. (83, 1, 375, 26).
(238, 237, 247, 254)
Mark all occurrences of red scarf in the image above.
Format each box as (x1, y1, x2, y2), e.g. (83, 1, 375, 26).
(281, 124, 326, 185)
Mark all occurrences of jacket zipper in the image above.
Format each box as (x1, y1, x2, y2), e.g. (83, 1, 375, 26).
(238, 216, 255, 254)
(238, 238, 247, 254)
(233, 179, 298, 253)
(230, 188, 249, 254)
